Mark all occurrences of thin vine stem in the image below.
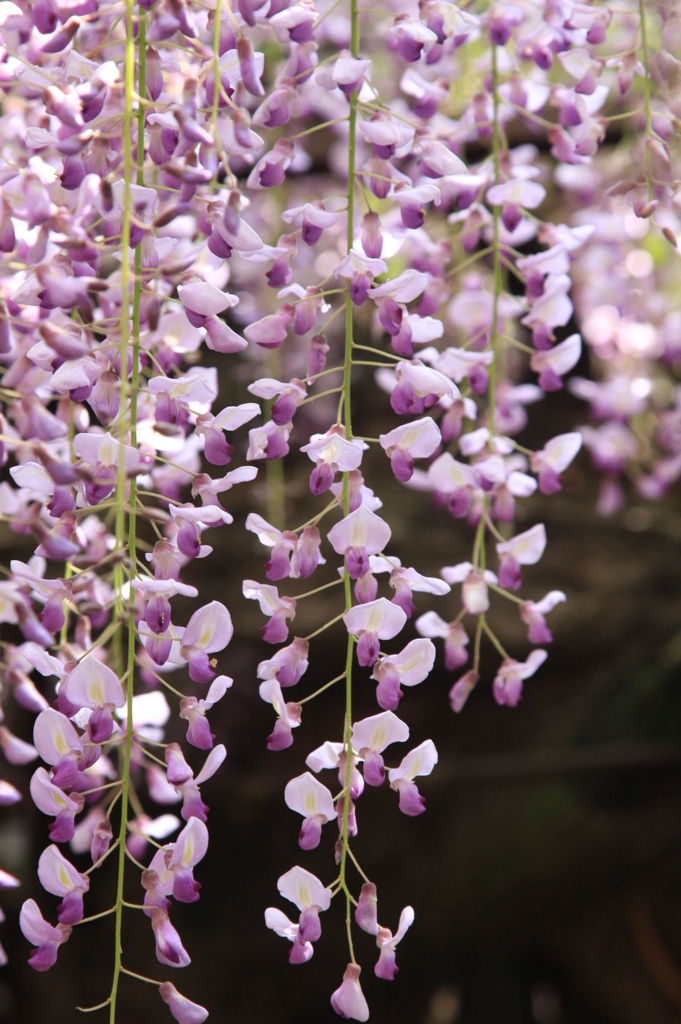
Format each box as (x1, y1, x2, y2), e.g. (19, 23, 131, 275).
(108, 9, 146, 1022)
(338, 0, 359, 967)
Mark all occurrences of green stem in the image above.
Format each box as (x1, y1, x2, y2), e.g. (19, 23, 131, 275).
(638, 0, 653, 200)
(488, 42, 501, 448)
(298, 672, 346, 704)
(109, 10, 146, 1023)
(338, 0, 358, 964)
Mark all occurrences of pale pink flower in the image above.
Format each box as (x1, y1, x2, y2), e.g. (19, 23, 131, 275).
(521, 274, 573, 347)
(247, 421, 292, 462)
(176, 602, 232, 683)
(520, 591, 566, 644)
(416, 612, 470, 671)
(391, 360, 459, 417)
(284, 772, 336, 850)
(531, 432, 582, 494)
(159, 982, 208, 1024)
(493, 650, 548, 707)
(259, 680, 302, 750)
(62, 655, 125, 743)
(30, 768, 84, 843)
(449, 670, 480, 712)
(440, 562, 496, 615)
(167, 817, 209, 903)
(257, 638, 309, 688)
(352, 710, 409, 786)
(495, 523, 547, 591)
(20, 899, 71, 971)
(375, 905, 415, 979)
(388, 739, 438, 816)
(179, 676, 232, 750)
(37, 845, 89, 924)
(33, 708, 89, 788)
(343, 598, 407, 667)
(243, 581, 296, 644)
(331, 963, 370, 1021)
(245, 513, 299, 580)
(327, 506, 391, 579)
(379, 417, 441, 482)
(530, 333, 582, 391)
(486, 178, 546, 232)
(247, 377, 307, 425)
(168, 504, 234, 560)
(301, 428, 368, 495)
(0, 725, 38, 765)
(266, 864, 332, 964)
(388, 566, 450, 619)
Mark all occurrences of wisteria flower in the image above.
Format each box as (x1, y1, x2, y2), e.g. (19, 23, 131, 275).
(331, 963, 369, 1021)
(159, 982, 208, 1024)
(179, 601, 233, 682)
(243, 581, 296, 644)
(379, 418, 442, 482)
(328, 506, 391, 580)
(493, 650, 548, 707)
(259, 680, 302, 751)
(265, 865, 332, 963)
(20, 899, 71, 972)
(284, 772, 336, 850)
(257, 638, 309, 688)
(37, 845, 89, 924)
(388, 740, 438, 816)
(531, 432, 582, 494)
(300, 428, 368, 495)
(343, 598, 407, 667)
(375, 905, 415, 979)
(62, 655, 125, 743)
(179, 676, 232, 750)
(352, 711, 409, 786)
(371, 638, 436, 710)
(495, 524, 547, 591)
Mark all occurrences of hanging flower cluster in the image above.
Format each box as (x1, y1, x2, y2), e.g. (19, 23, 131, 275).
(0, 0, 679, 1018)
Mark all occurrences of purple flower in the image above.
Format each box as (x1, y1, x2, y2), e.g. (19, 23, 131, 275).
(388, 740, 438, 816)
(179, 602, 233, 682)
(331, 963, 369, 1021)
(375, 906, 414, 979)
(259, 680, 302, 751)
(344, 599, 407, 668)
(493, 650, 548, 707)
(265, 865, 332, 963)
(20, 900, 71, 971)
(243, 582, 296, 644)
(37, 846, 89, 924)
(284, 773, 336, 850)
(151, 908, 191, 968)
(257, 638, 309, 688)
(449, 670, 480, 713)
(328, 506, 391, 580)
(352, 711, 410, 786)
(179, 676, 232, 749)
(159, 983, 208, 1024)
(61, 654, 125, 743)
(30, 768, 84, 842)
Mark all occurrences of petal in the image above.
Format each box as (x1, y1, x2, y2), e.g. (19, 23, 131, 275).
(284, 773, 336, 820)
(352, 711, 409, 753)
(277, 865, 332, 912)
(63, 655, 124, 709)
(343, 598, 407, 640)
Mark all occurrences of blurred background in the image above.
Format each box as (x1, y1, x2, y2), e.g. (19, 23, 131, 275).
(2, 380, 681, 1024)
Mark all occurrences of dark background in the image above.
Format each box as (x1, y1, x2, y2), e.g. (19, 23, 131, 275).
(2, 380, 681, 1024)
